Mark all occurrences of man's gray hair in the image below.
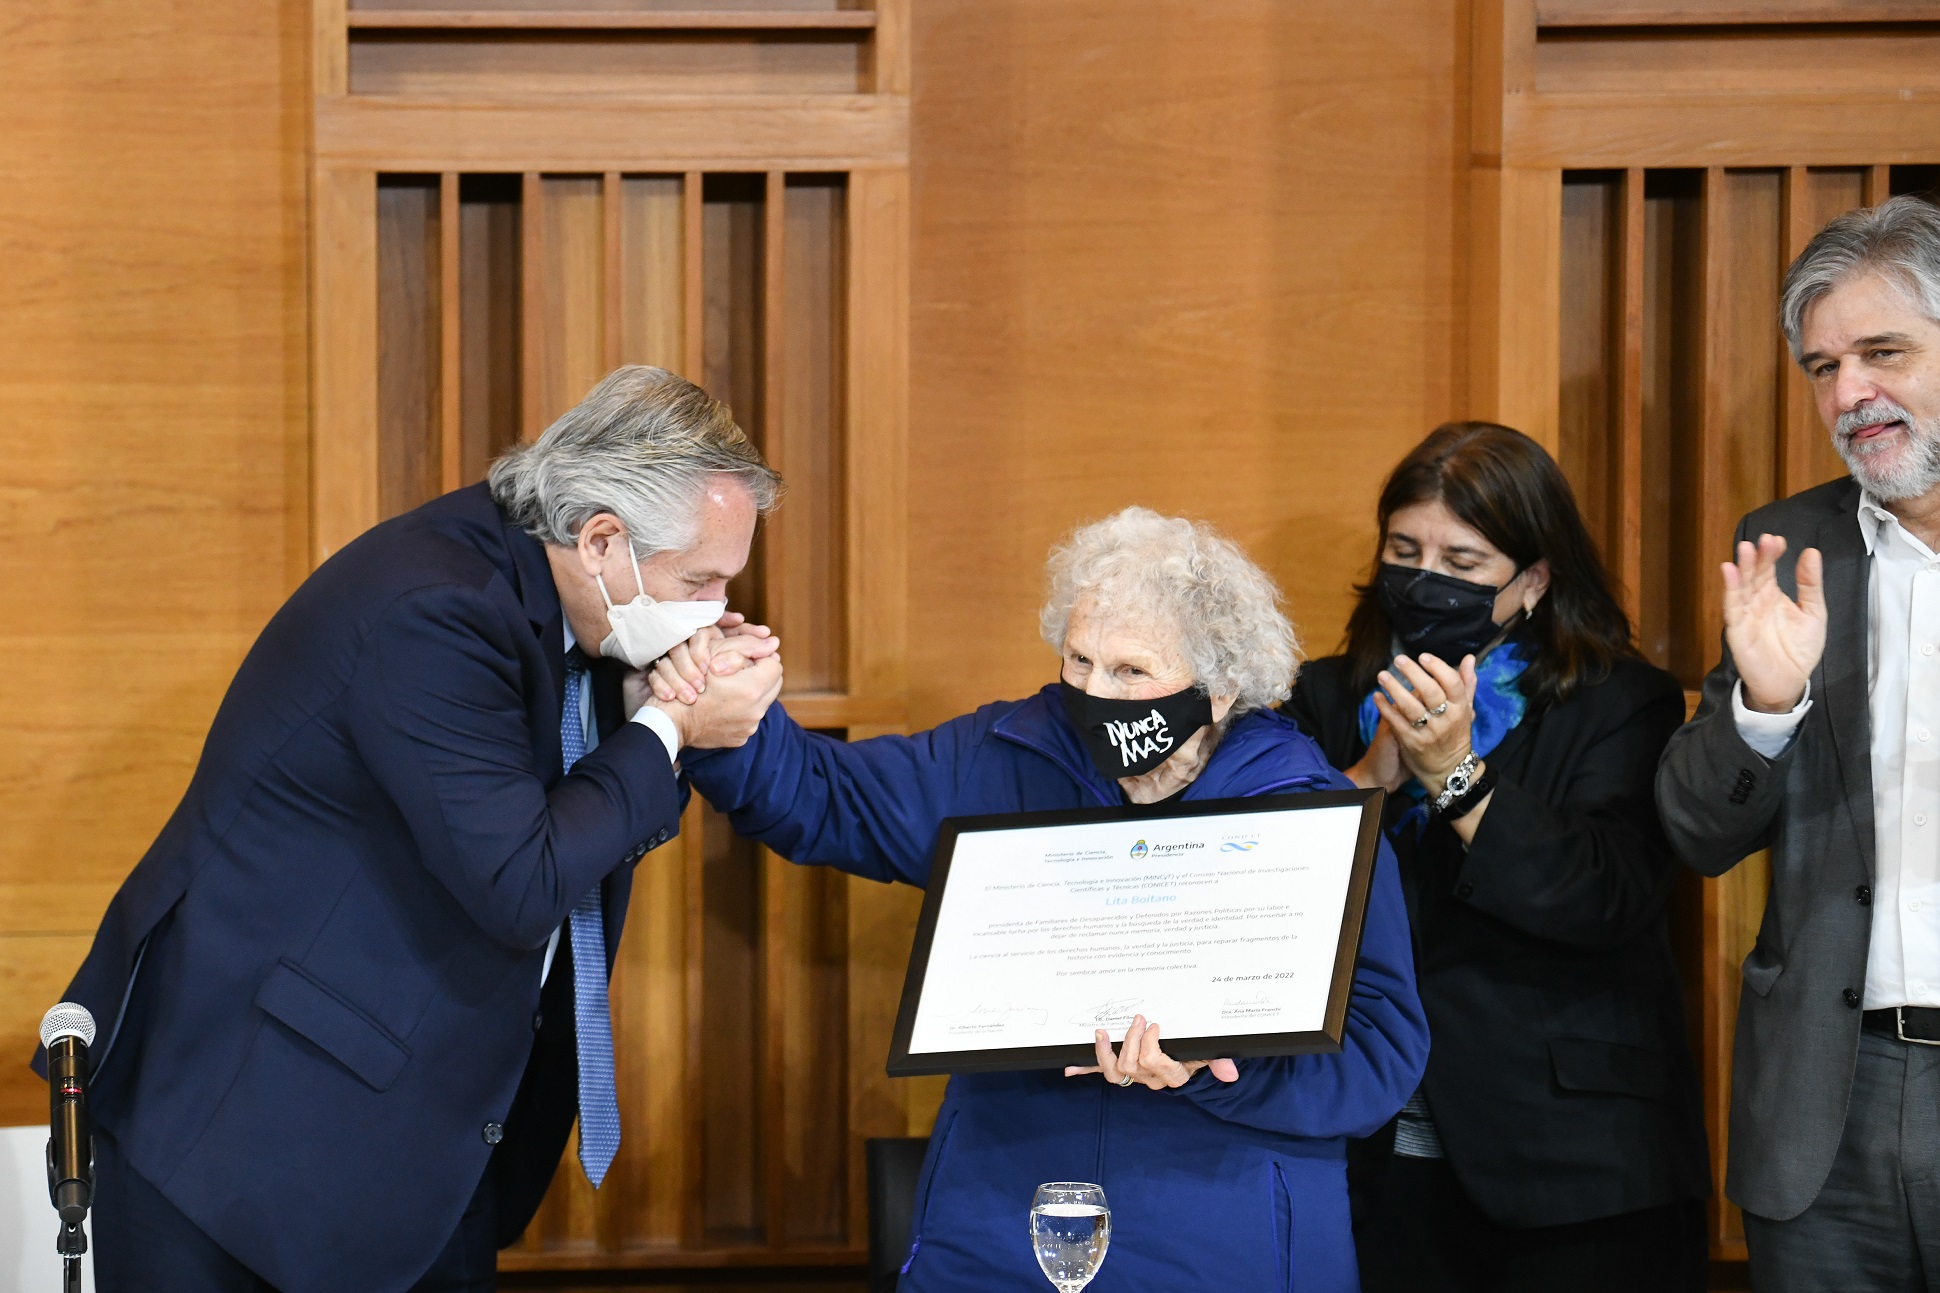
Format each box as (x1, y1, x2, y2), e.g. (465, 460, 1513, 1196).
(1781, 195, 1940, 361)
(1039, 507, 1302, 716)
(488, 365, 782, 552)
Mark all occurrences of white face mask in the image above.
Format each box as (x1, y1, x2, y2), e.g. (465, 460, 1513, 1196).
(594, 544, 727, 668)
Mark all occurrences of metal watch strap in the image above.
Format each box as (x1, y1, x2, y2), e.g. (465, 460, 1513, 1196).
(1431, 752, 1479, 813)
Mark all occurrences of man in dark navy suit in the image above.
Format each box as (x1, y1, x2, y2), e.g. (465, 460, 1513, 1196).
(40, 367, 786, 1292)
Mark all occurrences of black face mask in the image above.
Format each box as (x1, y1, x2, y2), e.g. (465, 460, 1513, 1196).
(1375, 562, 1520, 663)
(1059, 681, 1215, 781)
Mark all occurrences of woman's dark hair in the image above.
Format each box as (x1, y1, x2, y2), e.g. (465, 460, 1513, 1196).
(1342, 421, 1636, 709)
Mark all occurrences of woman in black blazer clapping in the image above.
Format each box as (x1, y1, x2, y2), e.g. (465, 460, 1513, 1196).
(1285, 421, 1709, 1293)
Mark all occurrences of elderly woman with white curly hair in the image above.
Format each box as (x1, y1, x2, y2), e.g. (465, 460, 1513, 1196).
(659, 507, 1428, 1292)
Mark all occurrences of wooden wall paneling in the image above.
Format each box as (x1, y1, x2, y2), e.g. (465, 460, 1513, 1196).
(313, 167, 380, 561)
(1697, 168, 1783, 680)
(457, 174, 523, 484)
(684, 171, 706, 382)
(521, 171, 547, 442)
(618, 175, 686, 373)
(762, 838, 851, 1248)
(439, 173, 463, 493)
(1469, 167, 1563, 451)
(1644, 170, 1705, 686)
(1866, 162, 1893, 205)
(1778, 167, 1867, 497)
(1558, 172, 1618, 557)
(538, 175, 610, 432)
(705, 174, 771, 624)
(843, 167, 908, 713)
(777, 175, 849, 694)
(871, 0, 911, 95)
(376, 174, 443, 519)
(1614, 168, 1646, 637)
(604, 172, 625, 373)
(1695, 165, 1786, 1263)
(316, 0, 348, 96)
(701, 800, 766, 1243)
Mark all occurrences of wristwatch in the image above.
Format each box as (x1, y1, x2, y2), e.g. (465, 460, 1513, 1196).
(1431, 752, 1494, 820)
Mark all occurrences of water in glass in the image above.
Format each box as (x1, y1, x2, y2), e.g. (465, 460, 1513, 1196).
(1030, 1182, 1110, 1292)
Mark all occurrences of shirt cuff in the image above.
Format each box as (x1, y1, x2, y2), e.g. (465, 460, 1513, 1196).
(630, 705, 682, 766)
(1731, 679, 1811, 760)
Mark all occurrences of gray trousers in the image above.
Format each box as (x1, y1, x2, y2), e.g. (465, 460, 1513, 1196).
(1745, 1028, 1940, 1292)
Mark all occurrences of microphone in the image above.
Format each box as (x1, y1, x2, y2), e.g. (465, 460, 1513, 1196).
(41, 1002, 96, 1271)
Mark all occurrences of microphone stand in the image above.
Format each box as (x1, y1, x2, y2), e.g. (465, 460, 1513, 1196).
(56, 1221, 85, 1293)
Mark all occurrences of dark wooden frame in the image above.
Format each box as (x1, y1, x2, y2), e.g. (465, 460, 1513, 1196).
(885, 789, 1387, 1077)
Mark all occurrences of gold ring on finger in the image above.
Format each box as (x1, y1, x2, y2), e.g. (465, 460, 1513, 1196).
(1117, 1075, 1134, 1086)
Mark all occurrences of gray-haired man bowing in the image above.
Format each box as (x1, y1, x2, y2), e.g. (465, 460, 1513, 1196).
(1658, 195, 1940, 1287)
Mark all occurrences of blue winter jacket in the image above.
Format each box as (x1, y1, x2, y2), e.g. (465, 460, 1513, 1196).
(684, 686, 1429, 1292)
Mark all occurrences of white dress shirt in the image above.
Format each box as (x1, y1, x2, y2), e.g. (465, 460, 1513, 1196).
(1734, 492, 1940, 1008)
(542, 621, 682, 984)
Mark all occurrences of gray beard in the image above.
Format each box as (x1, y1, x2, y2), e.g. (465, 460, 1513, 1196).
(1836, 402, 1940, 502)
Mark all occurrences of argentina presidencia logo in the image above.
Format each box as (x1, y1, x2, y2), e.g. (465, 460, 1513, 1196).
(1129, 839, 1149, 860)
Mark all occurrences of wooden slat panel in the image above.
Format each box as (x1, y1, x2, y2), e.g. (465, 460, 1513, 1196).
(458, 174, 524, 482)
(1779, 167, 1867, 496)
(683, 170, 706, 382)
(376, 175, 443, 518)
(346, 9, 880, 29)
(317, 0, 350, 96)
(315, 95, 910, 171)
(603, 171, 624, 372)
(1558, 172, 1619, 555)
(439, 172, 463, 493)
(1540, 0, 1940, 24)
(762, 846, 849, 1246)
(871, 0, 911, 95)
(520, 170, 546, 440)
(1645, 169, 1704, 681)
(700, 801, 765, 1241)
(1503, 93, 1940, 168)
(1865, 161, 1893, 204)
(704, 174, 770, 623)
(775, 175, 848, 693)
(844, 168, 908, 708)
(348, 31, 868, 98)
(539, 175, 608, 430)
(1470, 167, 1563, 450)
(314, 167, 381, 559)
(618, 175, 687, 372)
(1615, 167, 1646, 636)
(1535, 28, 1940, 97)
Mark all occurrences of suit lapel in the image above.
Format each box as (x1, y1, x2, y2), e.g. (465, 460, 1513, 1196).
(1813, 482, 1877, 879)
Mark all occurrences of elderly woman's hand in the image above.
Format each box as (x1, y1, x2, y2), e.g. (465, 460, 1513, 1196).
(1062, 1016, 1240, 1090)
(1371, 652, 1477, 796)
(646, 616, 781, 705)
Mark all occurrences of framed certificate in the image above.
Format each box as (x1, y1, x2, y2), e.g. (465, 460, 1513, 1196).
(886, 789, 1387, 1077)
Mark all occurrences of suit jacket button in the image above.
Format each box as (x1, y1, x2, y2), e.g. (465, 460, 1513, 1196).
(483, 1122, 505, 1145)
(1857, 885, 1873, 906)
(1843, 988, 1862, 1008)
(532, 1010, 544, 1032)
(1455, 882, 1475, 900)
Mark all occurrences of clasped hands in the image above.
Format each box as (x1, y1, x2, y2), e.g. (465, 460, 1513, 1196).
(620, 612, 784, 749)
(1349, 651, 1481, 799)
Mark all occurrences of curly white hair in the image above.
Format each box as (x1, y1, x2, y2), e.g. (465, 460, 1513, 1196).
(1038, 507, 1302, 716)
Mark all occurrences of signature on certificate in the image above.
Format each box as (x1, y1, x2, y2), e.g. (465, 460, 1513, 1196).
(1067, 997, 1143, 1029)
(955, 1001, 1050, 1027)
(1220, 992, 1282, 1018)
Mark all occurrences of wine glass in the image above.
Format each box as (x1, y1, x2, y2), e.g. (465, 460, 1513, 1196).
(1029, 1181, 1111, 1292)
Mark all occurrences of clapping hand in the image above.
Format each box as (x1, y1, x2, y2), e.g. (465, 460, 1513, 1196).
(1369, 652, 1478, 798)
(1723, 535, 1826, 714)
(1063, 1015, 1238, 1090)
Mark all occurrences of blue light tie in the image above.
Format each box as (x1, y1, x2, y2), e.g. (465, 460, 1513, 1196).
(560, 650, 621, 1188)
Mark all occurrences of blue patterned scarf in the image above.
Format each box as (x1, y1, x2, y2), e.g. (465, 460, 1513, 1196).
(1357, 639, 1533, 837)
